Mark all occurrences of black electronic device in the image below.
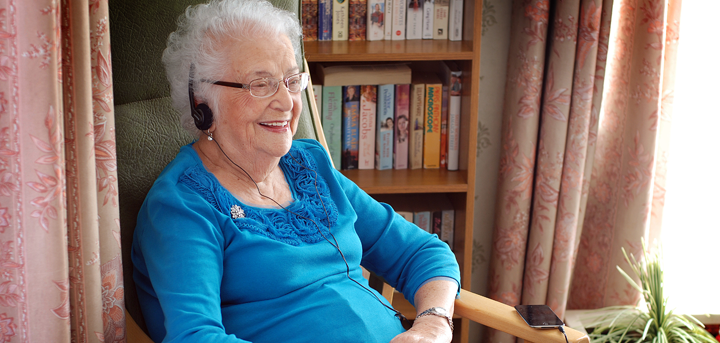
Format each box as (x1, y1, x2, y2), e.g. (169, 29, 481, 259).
(514, 304, 565, 329)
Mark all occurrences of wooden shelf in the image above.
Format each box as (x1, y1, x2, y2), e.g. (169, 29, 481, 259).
(304, 39, 475, 62)
(340, 169, 468, 194)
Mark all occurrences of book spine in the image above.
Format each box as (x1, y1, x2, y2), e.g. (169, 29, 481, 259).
(366, 0, 385, 40)
(447, 69, 461, 171)
(409, 83, 425, 169)
(333, 0, 349, 40)
(422, 0, 434, 39)
(439, 82, 448, 169)
(322, 86, 343, 169)
(313, 84, 322, 110)
(375, 84, 394, 170)
(394, 84, 410, 169)
(384, 0, 393, 40)
(319, 0, 333, 40)
(302, 0, 319, 41)
(391, 0, 406, 40)
(433, 0, 449, 39)
(396, 211, 414, 222)
(413, 211, 431, 232)
(431, 210, 442, 237)
(448, 0, 463, 41)
(441, 208, 454, 249)
(423, 82, 441, 169)
(348, 0, 367, 41)
(342, 86, 360, 169)
(405, 0, 423, 39)
(358, 85, 377, 169)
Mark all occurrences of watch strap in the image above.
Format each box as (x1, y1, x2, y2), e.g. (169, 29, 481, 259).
(416, 307, 454, 332)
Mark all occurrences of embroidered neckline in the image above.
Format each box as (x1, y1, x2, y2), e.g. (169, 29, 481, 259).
(179, 145, 338, 245)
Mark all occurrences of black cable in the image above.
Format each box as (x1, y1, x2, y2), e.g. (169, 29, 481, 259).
(208, 135, 407, 322)
(558, 325, 569, 343)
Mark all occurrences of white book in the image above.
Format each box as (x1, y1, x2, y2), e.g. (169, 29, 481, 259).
(367, 0, 386, 41)
(406, 0, 423, 40)
(441, 208, 454, 249)
(433, 0, 449, 40)
(312, 84, 322, 111)
(391, 0, 406, 40)
(333, 0, 349, 40)
(422, 0, 434, 39)
(375, 84, 394, 170)
(448, 0, 463, 41)
(358, 85, 377, 169)
(384, 0, 393, 40)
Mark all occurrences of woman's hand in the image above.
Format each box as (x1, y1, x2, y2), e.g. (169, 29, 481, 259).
(389, 315, 452, 343)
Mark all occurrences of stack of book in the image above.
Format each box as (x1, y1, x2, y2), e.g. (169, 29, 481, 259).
(302, 0, 464, 42)
(395, 196, 455, 250)
(313, 62, 463, 171)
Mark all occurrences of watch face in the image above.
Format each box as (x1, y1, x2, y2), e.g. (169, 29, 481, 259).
(432, 307, 448, 316)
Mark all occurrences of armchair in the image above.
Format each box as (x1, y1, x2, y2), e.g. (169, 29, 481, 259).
(110, 0, 588, 342)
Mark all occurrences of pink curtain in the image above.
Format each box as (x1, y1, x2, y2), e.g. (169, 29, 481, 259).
(486, 0, 679, 341)
(0, 0, 125, 342)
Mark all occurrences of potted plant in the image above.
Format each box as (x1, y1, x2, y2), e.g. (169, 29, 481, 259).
(584, 242, 717, 343)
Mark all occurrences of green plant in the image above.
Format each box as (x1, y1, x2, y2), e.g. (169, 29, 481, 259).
(587, 243, 716, 343)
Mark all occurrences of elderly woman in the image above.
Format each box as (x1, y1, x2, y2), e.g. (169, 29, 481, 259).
(131, 0, 460, 342)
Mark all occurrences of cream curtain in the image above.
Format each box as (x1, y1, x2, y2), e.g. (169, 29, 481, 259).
(485, 0, 680, 341)
(0, 0, 125, 341)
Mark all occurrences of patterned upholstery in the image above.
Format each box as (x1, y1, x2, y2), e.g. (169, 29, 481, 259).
(109, 0, 313, 332)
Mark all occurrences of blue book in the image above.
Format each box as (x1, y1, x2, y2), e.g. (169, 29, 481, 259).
(319, 0, 333, 41)
(322, 86, 343, 169)
(375, 84, 394, 170)
(341, 86, 360, 169)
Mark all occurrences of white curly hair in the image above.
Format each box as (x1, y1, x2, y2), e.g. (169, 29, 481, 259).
(162, 0, 303, 137)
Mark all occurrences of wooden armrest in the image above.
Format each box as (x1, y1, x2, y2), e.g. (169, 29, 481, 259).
(126, 309, 154, 343)
(454, 289, 590, 343)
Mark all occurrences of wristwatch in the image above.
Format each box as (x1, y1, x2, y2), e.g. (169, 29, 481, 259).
(416, 307, 454, 332)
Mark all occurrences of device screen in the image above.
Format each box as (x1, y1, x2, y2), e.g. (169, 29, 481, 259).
(514, 305, 564, 329)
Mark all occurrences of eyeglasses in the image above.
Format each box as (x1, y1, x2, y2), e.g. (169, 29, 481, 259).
(202, 72, 310, 98)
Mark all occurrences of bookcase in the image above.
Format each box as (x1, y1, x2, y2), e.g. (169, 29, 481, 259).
(304, 2, 482, 342)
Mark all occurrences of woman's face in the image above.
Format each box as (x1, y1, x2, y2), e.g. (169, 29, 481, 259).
(211, 33, 301, 160)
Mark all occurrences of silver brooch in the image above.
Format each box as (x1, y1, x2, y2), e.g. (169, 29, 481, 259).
(230, 204, 245, 219)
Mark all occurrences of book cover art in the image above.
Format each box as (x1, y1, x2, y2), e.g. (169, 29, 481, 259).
(384, 0, 393, 40)
(422, 0, 434, 39)
(322, 85, 343, 169)
(358, 85, 377, 169)
(448, 0, 463, 41)
(406, 0, 423, 39)
(375, 84, 394, 170)
(342, 86, 360, 169)
(439, 81, 448, 169)
(319, 0, 333, 40)
(348, 0, 367, 41)
(391, 0, 406, 40)
(441, 61, 462, 171)
(302, 0, 319, 41)
(409, 83, 425, 169)
(423, 79, 442, 169)
(366, 0, 385, 40)
(333, 0, 349, 40)
(433, 0, 449, 40)
(394, 84, 410, 169)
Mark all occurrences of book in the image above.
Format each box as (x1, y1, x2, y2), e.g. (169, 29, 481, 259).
(431, 209, 442, 238)
(448, 0, 463, 41)
(422, 0, 434, 39)
(405, 0, 423, 39)
(391, 0, 406, 40)
(322, 85, 343, 169)
(394, 84, 410, 169)
(358, 85, 377, 169)
(366, 0, 385, 40)
(315, 63, 412, 86)
(441, 205, 455, 250)
(422, 74, 442, 169)
(342, 86, 360, 169)
(333, 0, 349, 40)
(384, 0, 393, 40)
(312, 84, 322, 110)
(413, 210, 431, 232)
(433, 0, 449, 40)
(439, 78, 448, 169)
(349, 0, 367, 41)
(408, 82, 425, 169)
(302, 0, 319, 41)
(319, 0, 333, 40)
(396, 211, 414, 222)
(440, 61, 462, 170)
(376, 84, 394, 170)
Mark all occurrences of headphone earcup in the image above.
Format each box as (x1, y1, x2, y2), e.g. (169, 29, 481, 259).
(192, 103, 214, 131)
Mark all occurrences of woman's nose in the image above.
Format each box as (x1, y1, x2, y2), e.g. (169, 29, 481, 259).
(270, 81, 294, 112)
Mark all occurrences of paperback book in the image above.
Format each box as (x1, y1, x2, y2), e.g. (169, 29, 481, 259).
(358, 85, 377, 169)
(384, 0, 393, 40)
(440, 61, 462, 170)
(302, 0, 319, 41)
(422, 0, 434, 39)
(349, 0, 367, 41)
(319, 0, 333, 40)
(422, 74, 442, 169)
(394, 84, 410, 169)
(391, 0, 406, 40)
(322, 85, 343, 169)
(433, 0, 449, 40)
(448, 0, 463, 41)
(342, 85, 360, 169)
(333, 0, 349, 40)
(406, 0, 423, 39)
(375, 84, 394, 170)
(367, 0, 385, 40)
(408, 82, 425, 169)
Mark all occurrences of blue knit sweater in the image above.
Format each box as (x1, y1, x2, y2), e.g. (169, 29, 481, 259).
(132, 139, 460, 343)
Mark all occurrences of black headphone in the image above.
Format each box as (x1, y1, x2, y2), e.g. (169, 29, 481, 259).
(188, 63, 214, 131)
